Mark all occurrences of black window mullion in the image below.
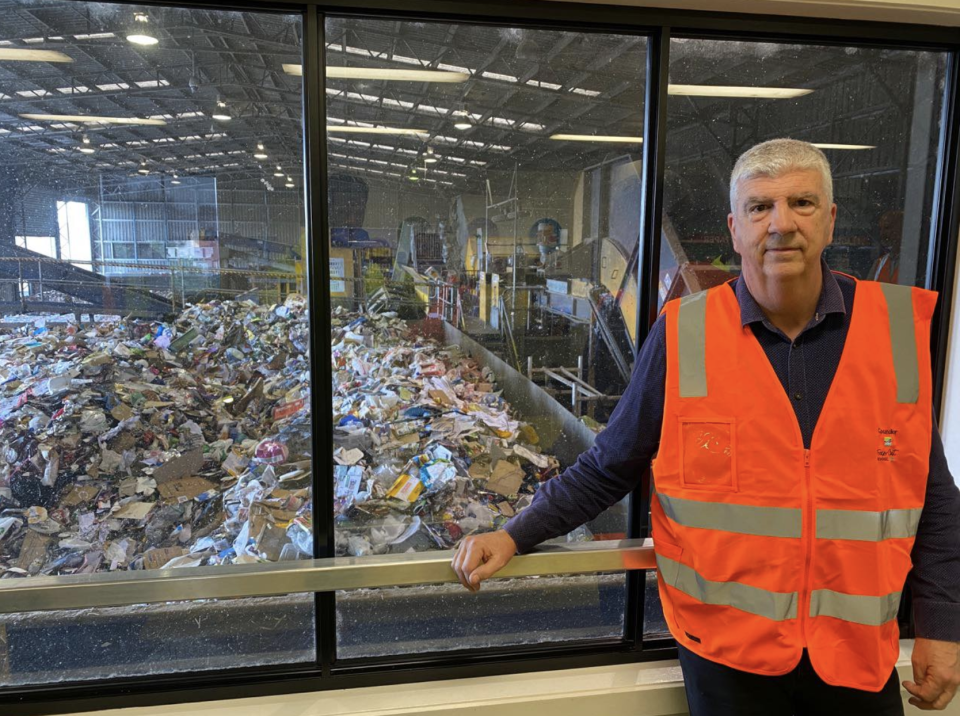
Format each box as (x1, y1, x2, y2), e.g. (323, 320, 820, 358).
(929, 50, 960, 419)
(627, 25, 671, 651)
(303, 1, 337, 678)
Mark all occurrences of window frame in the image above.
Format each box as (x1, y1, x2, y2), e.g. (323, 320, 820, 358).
(0, 1, 957, 713)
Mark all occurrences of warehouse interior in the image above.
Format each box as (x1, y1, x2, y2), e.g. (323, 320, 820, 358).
(0, 0, 957, 712)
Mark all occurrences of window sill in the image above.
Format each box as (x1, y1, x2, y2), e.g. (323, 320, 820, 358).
(49, 640, 960, 716)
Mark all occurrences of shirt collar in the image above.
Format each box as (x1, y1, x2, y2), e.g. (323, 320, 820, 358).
(735, 257, 847, 328)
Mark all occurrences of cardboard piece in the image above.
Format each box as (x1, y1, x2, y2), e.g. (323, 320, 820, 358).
(486, 460, 524, 497)
(157, 477, 218, 502)
(143, 546, 186, 571)
(61, 484, 100, 507)
(16, 531, 52, 570)
(113, 501, 155, 520)
(152, 448, 204, 484)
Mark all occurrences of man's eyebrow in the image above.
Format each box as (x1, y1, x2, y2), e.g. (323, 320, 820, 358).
(742, 192, 820, 207)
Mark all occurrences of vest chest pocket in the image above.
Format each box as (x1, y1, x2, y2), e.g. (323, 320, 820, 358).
(679, 418, 738, 492)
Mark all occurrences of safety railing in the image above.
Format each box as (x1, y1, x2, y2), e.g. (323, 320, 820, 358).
(0, 538, 654, 615)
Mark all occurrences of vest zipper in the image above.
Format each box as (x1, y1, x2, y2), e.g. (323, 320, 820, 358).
(801, 448, 813, 646)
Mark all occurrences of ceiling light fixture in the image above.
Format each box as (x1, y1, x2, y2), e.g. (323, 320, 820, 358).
(254, 152, 268, 159)
(138, 160, 149, 175)
(171, 174, 181, 185)
(20, 113, 167, 126)
(327, 126, 428, 135)
(549, 133, 643, 143)
(811, 143, 876, 150)
(212, 98, 231, 122)
(285, 182, 295, 188)
(127, 13, 158, 46)
(424, 147, 438, 163)
(274, 165, 284, 177)
(283, 64, 468, 83)
(0, 49, 73, 63)
(667, 84, 812, 99)
(453, 122, 471, 131)
(78, 134, 95, 153)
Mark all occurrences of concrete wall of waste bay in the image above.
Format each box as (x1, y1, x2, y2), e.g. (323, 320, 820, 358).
(442, 322, 597, 466)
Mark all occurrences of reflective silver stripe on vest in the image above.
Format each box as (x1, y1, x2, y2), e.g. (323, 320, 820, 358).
(678, 291, 708, 398)
(879, 283, 919, 404)
(809, 589, 902, 627)
(816, 508, 923, 542)
(656, 554, 799, 622)
(658, 493, 802, 538)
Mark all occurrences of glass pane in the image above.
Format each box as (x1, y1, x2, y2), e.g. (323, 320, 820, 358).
(659, 38, 946, 306)
(0, 594, 315, 685)
(647, 37, 947, 637)
(326, 18, 646, 657)
(0, 0, 314, 682)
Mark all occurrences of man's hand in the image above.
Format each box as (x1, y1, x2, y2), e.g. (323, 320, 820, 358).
(903, 638, 960, 710)
(451, 530, 517, 592)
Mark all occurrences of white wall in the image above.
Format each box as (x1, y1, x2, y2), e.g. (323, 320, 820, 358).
(940, 227, 960, 484)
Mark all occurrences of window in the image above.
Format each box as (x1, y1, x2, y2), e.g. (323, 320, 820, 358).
(0, 0, 311, 684)
(326, 18, 646, 658)
(57, 200, 93, 268)
(646, 36, 949, 637)
(658, 38, 947, 308)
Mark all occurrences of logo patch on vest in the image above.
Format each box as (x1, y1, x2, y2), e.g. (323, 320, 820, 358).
(878, 428, 898, 462)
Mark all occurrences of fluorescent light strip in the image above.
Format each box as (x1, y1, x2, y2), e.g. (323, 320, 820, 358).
(0, 49, 73, 63)
(481, 71, 518, 83)
(286, 64, 468, 83)
(812, 143, 875, 150)
(550, 134, 643, 143)
(19, 113, 167, 126)
(327, 126, 428, 135)
(668, 84, 812, 99)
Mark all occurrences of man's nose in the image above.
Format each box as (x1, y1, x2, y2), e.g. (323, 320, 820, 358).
(768, 201, 799, 235)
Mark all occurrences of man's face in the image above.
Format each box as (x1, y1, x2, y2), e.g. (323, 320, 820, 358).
(727, 169, 836, 285)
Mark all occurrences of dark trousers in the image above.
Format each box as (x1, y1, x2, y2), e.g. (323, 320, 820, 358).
(677, 644, 904, 716)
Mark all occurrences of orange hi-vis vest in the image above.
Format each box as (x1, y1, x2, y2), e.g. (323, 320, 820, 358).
(652, 277, 937, 692)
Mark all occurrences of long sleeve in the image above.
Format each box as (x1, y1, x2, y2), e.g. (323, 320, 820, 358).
(909, 415, 960, 641)
(503, 316, 668, 554)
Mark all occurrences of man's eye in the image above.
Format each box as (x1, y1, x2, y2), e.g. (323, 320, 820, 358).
(749, 204, 768, 213)
(795, 199, 812, 207)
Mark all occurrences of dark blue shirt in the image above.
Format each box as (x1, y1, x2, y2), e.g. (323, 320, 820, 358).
(504, 265, 960, 641)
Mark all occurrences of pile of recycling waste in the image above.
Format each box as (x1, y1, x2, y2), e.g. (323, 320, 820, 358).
(331, 306, 562, 556)
(0, 296, 569, 577)
(0, 295, 312, 577)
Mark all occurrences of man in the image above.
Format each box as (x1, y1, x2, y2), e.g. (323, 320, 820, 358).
(535, 220, 561, 270)
(452, 139, 960, 715)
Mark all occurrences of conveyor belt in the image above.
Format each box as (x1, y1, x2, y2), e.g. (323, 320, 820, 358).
(0, 244, 173, 317)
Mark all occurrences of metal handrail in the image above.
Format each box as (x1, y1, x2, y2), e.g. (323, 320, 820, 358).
(0, 539, 654, 615)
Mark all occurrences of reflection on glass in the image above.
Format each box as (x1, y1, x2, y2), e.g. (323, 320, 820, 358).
(326, 18, 645, 657)
(338, 575, 626, 658)
(0, 594, 315, 685)
(659, 38, 946, 306)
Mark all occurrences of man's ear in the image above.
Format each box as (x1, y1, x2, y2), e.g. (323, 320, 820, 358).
(826, 203, 837, 248)
(728, 212, 741, 254)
